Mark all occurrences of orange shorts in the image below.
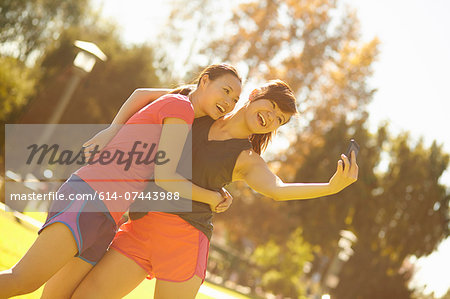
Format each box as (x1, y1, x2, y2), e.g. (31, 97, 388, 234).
(110, 212, 209, 282)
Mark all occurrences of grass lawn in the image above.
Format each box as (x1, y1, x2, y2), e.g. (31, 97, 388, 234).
(0, 210, 251, 299)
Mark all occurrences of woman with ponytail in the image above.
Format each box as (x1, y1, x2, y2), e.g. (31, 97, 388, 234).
(71, 80, 359, 299)
(0, 64, 242, 298)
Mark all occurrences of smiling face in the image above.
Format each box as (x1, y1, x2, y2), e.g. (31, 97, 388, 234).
(244, 99, 294, 134)
(198, 73, 242, 119)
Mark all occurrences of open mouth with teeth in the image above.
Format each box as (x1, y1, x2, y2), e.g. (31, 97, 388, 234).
(216, 104, 225, 114)
(257, 112, 266, 127)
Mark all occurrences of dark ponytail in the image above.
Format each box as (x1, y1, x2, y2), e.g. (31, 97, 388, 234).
(169, 64, 241, 97)
(193, 64, 242, 86)
(248, 80, 298, 154)
(169, 84, 195, 96)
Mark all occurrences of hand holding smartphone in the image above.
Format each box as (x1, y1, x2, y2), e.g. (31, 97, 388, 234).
(344, 139, 359, 169)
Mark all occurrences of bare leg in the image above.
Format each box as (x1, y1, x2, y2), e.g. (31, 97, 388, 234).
(72, 249, 147, 299)
(154, 276, 203, 299)
(41, 257, 93, 299)
(0, 223, 77, 298)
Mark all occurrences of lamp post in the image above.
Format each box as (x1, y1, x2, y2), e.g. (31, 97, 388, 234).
(30, 41, 106, 180)
(48, 40, 107, 124)
(16, 41, 107, 212)
(36, 41, 106, 157)
(37, 41, 107, 145)
(5, 41, 107, 213)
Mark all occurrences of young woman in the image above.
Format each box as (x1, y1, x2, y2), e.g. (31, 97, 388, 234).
(0, 64, 242, 298)
(71, 80, 359, 299)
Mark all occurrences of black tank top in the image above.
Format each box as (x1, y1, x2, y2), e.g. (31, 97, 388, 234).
(130, 116, 252, 240)
(171, 116, 252, 240)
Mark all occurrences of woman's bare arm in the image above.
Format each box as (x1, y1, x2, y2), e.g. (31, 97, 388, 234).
(110, 88, 170, 125)
(154, 117, 223, 209)
(233, 150, 358, 201)
(83, 88, 170, 158)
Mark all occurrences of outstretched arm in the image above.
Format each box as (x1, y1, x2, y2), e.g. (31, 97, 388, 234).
(234, 150, 358, 201)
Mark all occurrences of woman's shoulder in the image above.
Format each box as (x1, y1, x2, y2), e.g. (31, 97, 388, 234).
(129, 93, 193, 125)
(152, 93, 193, 112)
(233, 149, 265, 180)
(236, 149, 264, 167)
(137, 93, 191, 113)
(155, 94, 194, 124)
(156, 93, 190, 104)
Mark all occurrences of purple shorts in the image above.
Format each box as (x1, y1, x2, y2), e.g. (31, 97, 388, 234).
(38, 175, 116, 265)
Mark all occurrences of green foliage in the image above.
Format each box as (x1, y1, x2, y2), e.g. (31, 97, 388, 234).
(152, 0, 233, 82)
(0, 0, 87, 62)
(251, 228, 313, 297)
(252, 240, 281, 267)
(185, 0, 448, 297)
(0, 0, 88, 179)
(0, 56, 36, 177)
(0, 56, 35, 123)
(19, 22, 162, 125)
(0, 2, 162, 203)
(203, 0, 378, 133)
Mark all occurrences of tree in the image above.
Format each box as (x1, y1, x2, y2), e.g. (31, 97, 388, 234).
(334, 135, 448, 298)
(196, 0, 378, 296)
(193, 1, 449, 297)
(19, 23, 162, 125)
(1, 4, 162, 203)
(0, 56, 35, 185)
(152, 0, 237, 83)
(251, 228, 313, 297)
(0, 57, 35, 123)
(0, 0, 87, 63)
(204, 0, 377, 128)
(0, 0, 89, 185)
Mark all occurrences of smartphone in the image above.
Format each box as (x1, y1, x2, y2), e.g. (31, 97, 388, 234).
(345, 139, 359, 167)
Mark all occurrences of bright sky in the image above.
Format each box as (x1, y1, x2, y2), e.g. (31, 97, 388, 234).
(93, 0, 449, 296)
